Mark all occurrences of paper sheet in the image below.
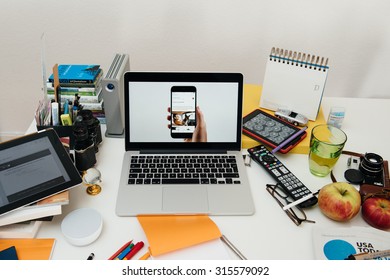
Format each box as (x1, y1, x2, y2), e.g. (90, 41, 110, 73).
(151, 238, 231, 260)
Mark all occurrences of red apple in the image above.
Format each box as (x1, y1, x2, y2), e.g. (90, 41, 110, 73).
(318, 182, 361, 221)
(361, 197, 390, 230)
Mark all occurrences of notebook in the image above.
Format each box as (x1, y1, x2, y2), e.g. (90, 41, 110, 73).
(260, 47, 329, 121)
(115, 72, 255, 216)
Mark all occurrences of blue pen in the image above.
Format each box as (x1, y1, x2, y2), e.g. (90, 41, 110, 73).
(63, 100, 69, 114)
(271, 126, 308, 154)
(115, 243, 134, 260)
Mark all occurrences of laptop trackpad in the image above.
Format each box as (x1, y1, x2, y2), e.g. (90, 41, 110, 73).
(162, 186, 209, 213)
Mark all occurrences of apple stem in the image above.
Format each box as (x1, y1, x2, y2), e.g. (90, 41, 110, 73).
(341, 189, 348, 196)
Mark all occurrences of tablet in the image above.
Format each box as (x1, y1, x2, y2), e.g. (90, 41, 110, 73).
(0, 129, 82, 216)
(243, 109, 307, 153)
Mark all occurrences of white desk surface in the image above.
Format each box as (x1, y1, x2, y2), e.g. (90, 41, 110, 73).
(29, 95, 390, 260)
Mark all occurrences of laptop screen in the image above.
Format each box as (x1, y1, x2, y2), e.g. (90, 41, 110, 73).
(124, 73, 243, 151)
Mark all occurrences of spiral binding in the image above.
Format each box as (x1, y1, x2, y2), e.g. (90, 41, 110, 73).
(269, 47, 329, 71)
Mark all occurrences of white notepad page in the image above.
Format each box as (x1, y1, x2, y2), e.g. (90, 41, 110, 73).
(260, 48, 329, 121)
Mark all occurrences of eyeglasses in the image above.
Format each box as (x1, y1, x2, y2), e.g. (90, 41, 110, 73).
(266, 184, 315, 226)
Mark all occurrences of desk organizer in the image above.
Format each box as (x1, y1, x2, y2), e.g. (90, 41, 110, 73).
(36, 125, 75, 149)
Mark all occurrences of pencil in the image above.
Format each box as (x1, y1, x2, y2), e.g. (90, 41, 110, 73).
(282, 189, 320, 210)
(138, 251, 151, 260)
(220, 235, 247, 260)
(108, 240, 133, 260)
(271, 126, 308, 154)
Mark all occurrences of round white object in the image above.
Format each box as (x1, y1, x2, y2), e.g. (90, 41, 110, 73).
(61, 208, 103, 246)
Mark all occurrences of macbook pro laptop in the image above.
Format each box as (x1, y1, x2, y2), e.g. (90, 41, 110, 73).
(115, 72, 255, 216)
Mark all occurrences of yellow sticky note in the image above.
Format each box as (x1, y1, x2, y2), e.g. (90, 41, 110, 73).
(137, 215, 221, 256)
(242, 84, 326, 154)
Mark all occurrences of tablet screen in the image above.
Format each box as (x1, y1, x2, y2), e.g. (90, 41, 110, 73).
(243, 109, 306, 153)
(0, 129, 82, 216)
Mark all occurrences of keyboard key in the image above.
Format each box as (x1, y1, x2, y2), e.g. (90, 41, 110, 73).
(161, 179, 200, 184)
(223, 173, 239, 178)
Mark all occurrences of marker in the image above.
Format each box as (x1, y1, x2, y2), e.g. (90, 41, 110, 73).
(123, 241, 144, 260)
(68, 100, 73, 122)
(51, 102, 59, 126)
(63, 100, 69, 114)
(345, 249, 390, 260)
(115, 243, 134, 260)
(60, 114, 72, 126)
(271, 126, 308, 154)
(282, 189, 320, 210)
(87, 253, 95, 260)
(108, 240, 133, 260)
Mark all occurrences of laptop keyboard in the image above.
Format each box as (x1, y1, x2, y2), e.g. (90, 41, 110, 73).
(128, 155, 241, 185)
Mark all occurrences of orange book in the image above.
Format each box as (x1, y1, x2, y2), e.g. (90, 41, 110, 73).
(36, 191, 69, 206)
(0, 238, 55, 260)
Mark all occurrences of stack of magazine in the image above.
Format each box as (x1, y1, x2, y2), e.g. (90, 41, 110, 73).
(46, 64, 105, 123)
(0, 191, 69, 238)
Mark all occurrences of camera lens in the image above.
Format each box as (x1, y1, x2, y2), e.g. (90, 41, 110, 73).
(72, 122, 89, 144)
(72, 122, 96, 172)
(77, 110, 102, 152)
(359, 153, 383, 178)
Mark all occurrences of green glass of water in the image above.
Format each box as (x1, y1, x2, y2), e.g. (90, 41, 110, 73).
(309, 124, 347, 177)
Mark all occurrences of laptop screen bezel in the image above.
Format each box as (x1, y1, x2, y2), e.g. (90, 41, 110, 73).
(123, 72, 244, 152)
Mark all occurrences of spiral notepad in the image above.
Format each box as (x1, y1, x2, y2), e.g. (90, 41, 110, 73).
(260, 47, 329, 121)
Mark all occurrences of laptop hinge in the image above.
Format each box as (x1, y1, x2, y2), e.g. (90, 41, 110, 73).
(139, 149, 227, 154)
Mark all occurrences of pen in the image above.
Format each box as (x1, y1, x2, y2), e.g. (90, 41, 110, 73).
(123, 241, 144, 260)
(87, 253, 94, 260)
(271, 126, 308, 154)
(345, 249, 390, 260)
(108, 240, 133, 260)
(115, 243, 134, 260)
(282, 190, 320, 210)
(220, 235, 247, 260)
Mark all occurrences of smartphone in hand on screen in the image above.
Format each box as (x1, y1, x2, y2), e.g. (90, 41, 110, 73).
(170, 86, 197, 139)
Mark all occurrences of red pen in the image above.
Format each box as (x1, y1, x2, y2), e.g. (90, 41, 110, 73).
(123, 241, 144, 260)
(108, 240, 133, 260)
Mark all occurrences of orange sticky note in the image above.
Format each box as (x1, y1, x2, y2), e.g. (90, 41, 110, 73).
(0, 238, 55, 260)
(137, 215, 221, 256)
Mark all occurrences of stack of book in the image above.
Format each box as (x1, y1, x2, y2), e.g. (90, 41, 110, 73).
(46, 64, 105, 123)
(0, 191, 70, 238)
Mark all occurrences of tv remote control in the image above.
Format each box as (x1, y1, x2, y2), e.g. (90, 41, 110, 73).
(248, 145, 318, 208)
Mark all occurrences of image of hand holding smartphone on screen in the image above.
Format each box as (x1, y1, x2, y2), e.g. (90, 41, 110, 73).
(168, 86, 207, 142)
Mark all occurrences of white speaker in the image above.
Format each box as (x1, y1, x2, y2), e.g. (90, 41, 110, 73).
(101, 54, 129, 138)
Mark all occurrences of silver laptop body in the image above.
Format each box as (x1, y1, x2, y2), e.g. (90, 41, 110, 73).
(115, 72, 255, 216)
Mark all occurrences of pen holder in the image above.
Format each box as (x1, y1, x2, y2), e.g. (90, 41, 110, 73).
(37, 125, 75, 150)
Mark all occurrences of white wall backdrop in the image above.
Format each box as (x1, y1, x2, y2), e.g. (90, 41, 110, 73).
(1, 0, 389, 138)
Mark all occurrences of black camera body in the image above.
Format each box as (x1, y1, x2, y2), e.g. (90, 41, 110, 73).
(359, 153, 384, 186)
(345, 152, 384, 186)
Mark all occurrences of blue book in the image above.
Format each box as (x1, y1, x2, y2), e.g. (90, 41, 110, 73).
(0, 246, 18, 260)
(48, 64, 101, 84)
